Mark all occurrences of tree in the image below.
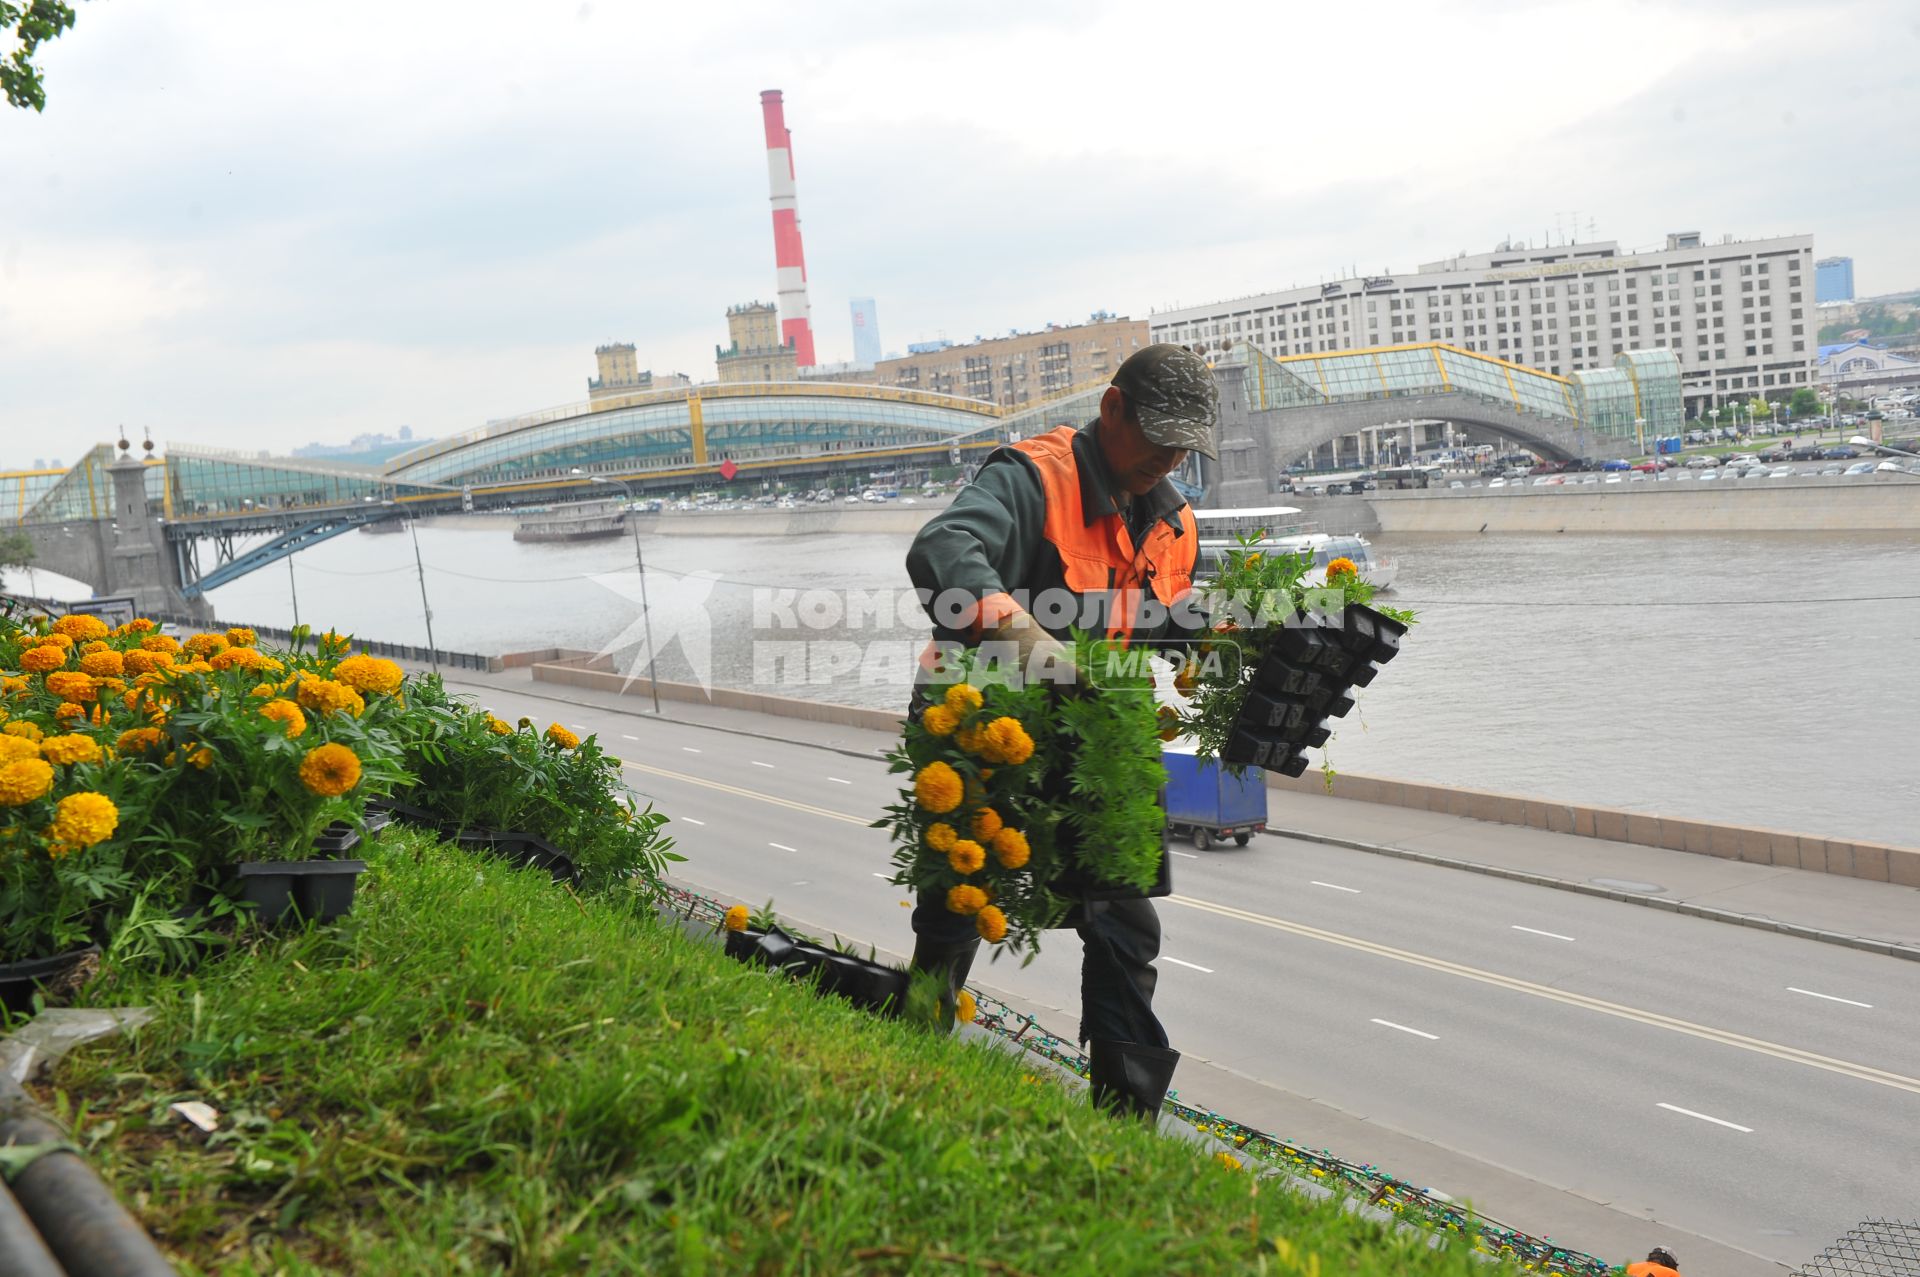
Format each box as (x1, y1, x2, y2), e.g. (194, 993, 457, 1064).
(0, 529, 34, 593)
(2, 1, 79, 113)
(1788, 387, 1821, 419)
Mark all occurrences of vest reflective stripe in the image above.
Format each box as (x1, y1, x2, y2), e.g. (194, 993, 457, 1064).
(1010, 426, 1197, 642)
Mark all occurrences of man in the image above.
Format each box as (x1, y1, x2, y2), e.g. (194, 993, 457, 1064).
(903, 343, 1217, 1120)
(1625, 1246, 1681, 1276)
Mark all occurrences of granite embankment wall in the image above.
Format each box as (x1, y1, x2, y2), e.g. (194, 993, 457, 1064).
(510, 649, 1920, 889)
(421, 506, 944, 537)
(1366, 477, 1920, 533)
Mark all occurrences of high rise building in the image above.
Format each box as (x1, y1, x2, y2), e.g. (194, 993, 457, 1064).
(1815, 256, 1855, 303)
(873, 313, 1148, 407)
(715, 302, 798, 384)
(1152, 231, 1817, 414)
(849, 298, 882, 367)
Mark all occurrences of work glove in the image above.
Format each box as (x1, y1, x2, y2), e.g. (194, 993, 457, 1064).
(987, 610, 1078, 693)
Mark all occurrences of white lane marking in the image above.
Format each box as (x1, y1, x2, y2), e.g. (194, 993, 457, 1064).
(680, 817, 705, 826)
(572, 724, 589, 732)
(1788, 987, 1873, 1009)
(1512, 925, 1576, 942)
(682, 746, 702, 754)
(1170, 850, 1200, 860)
(769, 842, 797, 853)
(1162, 957, 1214, 973)
(1311, 881, 1361, 894)
(1371, 1018, 1438, 1040)
(622, 734, 639, 741)
(1657, 1102, 1752, 1133)
(872, 872, 891, 880)
(828, 776, 852, 784)
(751, 760, 775, 769)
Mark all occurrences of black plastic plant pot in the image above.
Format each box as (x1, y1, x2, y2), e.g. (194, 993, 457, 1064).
(1222, 730, 1267, 769)
(1238, 690, 1308, 736)
(1345, 659, 1378, 689)
(361, 807, 394, 836)
(1272, 751, 1310, 778)
(236, 859, 368, 926)
(0, 945, 102, 1016)
(860, 964, 910, 1017)
(818, 952, 866, 1001)
(512, 834, 581, 887)
(1252, 657, 1325, 699)
(1346, 602, 1407, 665)
(1302, 724, 1331, 750)
(789, 943, 832, 981)
(751, 926, 800, 970)
(1273, 625, 1348, 673)
(1325, 692, 1356, 719)
(724, 927, 764, 962)
(312, 821, 362, 857)
(382, 798, 458, 836)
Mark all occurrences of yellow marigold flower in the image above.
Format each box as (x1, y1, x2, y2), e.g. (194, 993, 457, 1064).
(1326, 556, 1358, 582)
(945, 884, 987, 915)
(516, 716, 532, 729)
(187, 745, 214, 769)
(974, 904, 1008, 943)
(0, 736, 39, 762)
(486, 715, 511, 736)
(947, 838, 986, 875)
(52, 614, 109, 641)
(943, 682, 983, 714)
(913, 760, 963, 814)
(54, 701, 84, 720)
(297, 742, 362, 796)
(79, 639, 111, 655)
(139, 634, 179, 654)
(224, 627, 257, 648)
(723, 904, 750, 932)
(210, 646, 275, 673)
(920, 704, 959, 737)
(1243, 553, 1262, 569)
(924, 822, 958, 854)
(37, 633, 75, 649)
(1214, 1152, 1242, 1172)
(39, 734, 102, 766)
(986, 717, 1034, 766)
(258, 699, 307, 739)
(45, 670, 97, 703)
(0, 676, 27, 696)
(544, 722, 581, 750)
(970, 807, 1003, 840)
(318, 630, 350, 655)
(123, 618, 156, 634)
(333, 654, 404, 696)
(0, 758, 54, 806)
(76, 649, 125, 679)
(4, 721, 44, 742)
(955, 990, 977, 1024)
(294, 677, 365, 718)
(49, 792, 118, 848)
(182, 633, 228, 659)
(116, 727, 165, 755)
(248, 681, 277, 698)
(20, 645, 66, 673)
(121, 649, 173, 676)
(992, 827, 1030, 870)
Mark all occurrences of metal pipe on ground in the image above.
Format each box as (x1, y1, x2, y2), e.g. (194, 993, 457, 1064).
(0, 1095, 176, 1277)
(0, 1181, 65, 1277)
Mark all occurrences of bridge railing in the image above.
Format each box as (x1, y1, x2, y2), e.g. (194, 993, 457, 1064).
(144, 611, 504, 673)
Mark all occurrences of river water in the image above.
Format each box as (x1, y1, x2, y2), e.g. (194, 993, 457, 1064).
(198, 520, 1920, 847)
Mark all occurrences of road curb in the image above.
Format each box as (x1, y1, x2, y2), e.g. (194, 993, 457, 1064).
(1266, 825, 1920, 963)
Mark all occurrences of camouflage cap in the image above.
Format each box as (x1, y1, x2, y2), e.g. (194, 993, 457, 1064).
(1110, 343, 1219, 459)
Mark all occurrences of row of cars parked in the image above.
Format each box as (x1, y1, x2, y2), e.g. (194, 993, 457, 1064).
(1457, 457, 1916, 489)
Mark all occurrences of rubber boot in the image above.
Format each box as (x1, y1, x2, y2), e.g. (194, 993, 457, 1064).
(910, 935, 979, 1029)
(1087, 1039, 1181, 1120)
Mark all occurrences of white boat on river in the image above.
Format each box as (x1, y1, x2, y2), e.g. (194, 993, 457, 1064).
(1192, 507, 1398, 591)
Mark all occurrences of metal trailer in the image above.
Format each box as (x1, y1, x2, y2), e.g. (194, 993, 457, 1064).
(1162, 746, 1268, 851)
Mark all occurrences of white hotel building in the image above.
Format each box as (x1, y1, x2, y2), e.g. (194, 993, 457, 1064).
(1151, 232, 1817, 419)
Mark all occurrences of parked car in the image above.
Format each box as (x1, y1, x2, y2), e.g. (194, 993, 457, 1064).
(1874, 461, 1903, 474)
(1759, 447, 1792, 463)
(1600, 459, 1632, 472)
(1843, 461, 1878, 475)
(1683, 455, 1717, 468)
(1769, 466, 1795, 478)
(1788, 446, 1824, 461)
(1821, 446, 1860, 460)
(1698, 469, 1721, 481)
(1448, 480, 1466, 489)
(1817, 465, 1845, 476)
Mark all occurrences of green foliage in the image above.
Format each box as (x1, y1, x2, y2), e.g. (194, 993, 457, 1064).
(50, 835, 1502, 1276)
(1, 0, 78, 113)
(1819, 304, 1920, 344)
(0, 530, 33, 587)
(1056, 636, 1167, 894)
(1789, 387, 1822, 418)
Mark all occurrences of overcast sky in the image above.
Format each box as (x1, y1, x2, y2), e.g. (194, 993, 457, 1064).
(3, 0, 1915, 470)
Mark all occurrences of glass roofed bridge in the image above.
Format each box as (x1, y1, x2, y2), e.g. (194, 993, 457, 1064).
(1211, 341, 1682, 476)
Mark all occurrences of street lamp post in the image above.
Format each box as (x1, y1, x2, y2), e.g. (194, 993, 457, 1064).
(1634, 416, 1647, 462)
(407, 513, 438, 673)
(1852, 436, 1920, 460)
(581, 471, 662, 715)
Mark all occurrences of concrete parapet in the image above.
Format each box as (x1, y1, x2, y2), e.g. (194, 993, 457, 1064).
(1264, 768, 1920, 887)
(526, 657, 905, 735)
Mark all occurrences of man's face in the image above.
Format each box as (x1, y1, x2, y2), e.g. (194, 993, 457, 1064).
(1098, 388, 1188, 496)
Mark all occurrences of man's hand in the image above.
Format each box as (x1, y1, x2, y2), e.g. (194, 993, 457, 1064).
(988, 610, 1077, 692)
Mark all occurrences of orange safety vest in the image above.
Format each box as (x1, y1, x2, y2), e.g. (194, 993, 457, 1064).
(1009, 425, 1197, 644)
(1624, 1264, 1680, 1277)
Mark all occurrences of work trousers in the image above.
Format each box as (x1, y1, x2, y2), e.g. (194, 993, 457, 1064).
(911, 892, 1167, 1049)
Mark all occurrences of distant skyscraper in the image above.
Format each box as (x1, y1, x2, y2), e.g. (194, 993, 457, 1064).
(1816, 256, 1854, 303)
(849, 298, 881, 366)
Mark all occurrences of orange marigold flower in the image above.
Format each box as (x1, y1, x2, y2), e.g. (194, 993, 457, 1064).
(0, 676, 27, 696)
(53, 702, 84, 721)
(991, 827, 1030, 870)
(182, 633, 229, 659)
(4, 721, 44, 742)
(224, 627, 257, 648)
(77, 649, 125, 679)
(723, 904, 750, 932)
(333, 654, 404, 696)
(49, 792, 118, 847)
(122, 618, 157, 635)
(544, 723, 580, 750)
(943, 682, 983, 714)
(297, 742, 361, 796)
(970, 807, 1003, 841)
(52, 614, 109, 641)
(187, 745, 214, 770)
(79, 639, 111, 654)
(39, 734, 102, 766)
(294, 677, 365, 718)
(974, 905, 1008, 943)
(20, 645, 66, 673)
(924, 822, 958, 854)
(258, 699, 307, 738)
(121, 648, 173, 676)
(0, 736, 39, 762)
(139, 634, 180, 654)
(945, 884, 987, 916)
(955, 990, 977, 1023)
(986, 717, 1034, 766)
(947, 838, 986, 874)
(36, 633, 75, 650)
(116, 727, 166, 755)
(1325, 556, 1358, 582)
(45, 671, 97, 703)
(0, 757, 54, 806)
(920, 704, 959, 737)
(913, 760, 963, 814)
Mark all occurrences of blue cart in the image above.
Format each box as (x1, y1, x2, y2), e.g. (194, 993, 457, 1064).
(1162, 746, 1268, 851)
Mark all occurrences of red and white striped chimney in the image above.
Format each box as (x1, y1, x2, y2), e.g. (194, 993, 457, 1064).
(759, 89, 817, 368)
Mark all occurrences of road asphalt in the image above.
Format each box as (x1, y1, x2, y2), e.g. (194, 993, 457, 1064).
(439, 666, 1920, 1276)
